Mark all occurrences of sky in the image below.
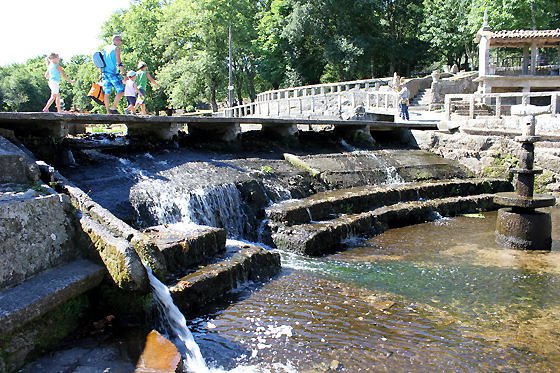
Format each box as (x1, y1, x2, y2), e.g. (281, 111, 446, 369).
(0, 0, 133, 66)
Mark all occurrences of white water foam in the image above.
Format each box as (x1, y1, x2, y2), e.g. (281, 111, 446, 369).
(146, 265, 209, 372)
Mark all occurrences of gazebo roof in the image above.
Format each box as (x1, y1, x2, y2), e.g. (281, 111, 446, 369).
(477, 29, 560, 48)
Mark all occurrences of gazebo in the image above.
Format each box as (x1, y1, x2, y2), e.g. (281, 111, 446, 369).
(475, 12, 560, 96)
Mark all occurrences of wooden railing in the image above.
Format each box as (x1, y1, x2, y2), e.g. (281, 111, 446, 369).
(444, 91, 559, 120)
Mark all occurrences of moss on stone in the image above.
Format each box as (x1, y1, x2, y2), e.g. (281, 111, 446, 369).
(0, 294, 90, 372)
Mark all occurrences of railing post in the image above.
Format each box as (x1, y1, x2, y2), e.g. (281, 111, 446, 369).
(299, 98, 302, 115)
(496, 96, 501, 118)
(367, 92, 371, 108)
(385, 93, 389, 110)
(522, 94, 528, 106)
(445, 96, 451, 121)
(311, 96, 315, 114)
(469, 95, 475, 119)
(552, 93, 558, 118)
(338, 94, 341, 117)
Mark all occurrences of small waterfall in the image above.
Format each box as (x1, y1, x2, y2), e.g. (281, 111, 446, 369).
(339, 141, 405, 185)
(146, 265, 210, 373)
(138, 183, 247, 237)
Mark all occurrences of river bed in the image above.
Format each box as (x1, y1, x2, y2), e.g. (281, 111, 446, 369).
(187, 208, 560, 372)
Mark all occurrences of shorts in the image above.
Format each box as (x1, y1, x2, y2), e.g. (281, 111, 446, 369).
(126, 96, 136, 106)
(48, 80, 60, 94)
(102, 73, 124, 95)
(137, 88, 146, 104)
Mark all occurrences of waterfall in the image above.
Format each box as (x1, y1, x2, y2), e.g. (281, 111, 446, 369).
(137, 183, 247, 237)
(146, 265, 210, 373)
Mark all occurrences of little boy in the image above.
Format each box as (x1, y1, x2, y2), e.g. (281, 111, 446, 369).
(124, 71, 142, 114)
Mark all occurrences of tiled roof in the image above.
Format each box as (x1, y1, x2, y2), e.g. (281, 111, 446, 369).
(485, 29, 560, 47)
(491, 29, 560, 39)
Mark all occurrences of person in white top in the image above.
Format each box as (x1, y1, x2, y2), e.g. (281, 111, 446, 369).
(124, 71, 142, 114)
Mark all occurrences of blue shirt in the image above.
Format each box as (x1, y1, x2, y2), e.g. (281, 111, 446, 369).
(48, 63, 60, 83)
(102, 44, 118, 75)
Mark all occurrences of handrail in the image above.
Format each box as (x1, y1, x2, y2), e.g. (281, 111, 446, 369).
(444, 91, 559, 120)
(216, 88, 400, 119)
(255, 78, 386, 103)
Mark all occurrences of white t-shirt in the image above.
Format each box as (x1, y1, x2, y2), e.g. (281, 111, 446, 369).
(124, 79, 136, 97)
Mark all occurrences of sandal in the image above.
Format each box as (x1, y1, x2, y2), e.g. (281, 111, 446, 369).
(42, 108, 49, 113)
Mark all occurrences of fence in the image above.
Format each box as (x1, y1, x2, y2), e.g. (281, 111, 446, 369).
(219, 78, 394, 118)
(444, 91, 559, 121)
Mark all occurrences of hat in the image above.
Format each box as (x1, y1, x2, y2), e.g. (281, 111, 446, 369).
(127, 70, 136, 78)
(137, 61, 147, 69)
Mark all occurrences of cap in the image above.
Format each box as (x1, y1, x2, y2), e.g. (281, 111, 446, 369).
(127, 70, 136, 77)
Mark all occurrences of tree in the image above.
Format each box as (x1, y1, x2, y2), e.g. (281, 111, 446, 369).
(156, 0, 259, 111)
(421, 0, 473, 69)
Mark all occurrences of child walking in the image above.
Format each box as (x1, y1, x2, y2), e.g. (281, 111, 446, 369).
(124, 71, 142, 114)
(134, 61, 159, 115)
(43, 53, 75, 113)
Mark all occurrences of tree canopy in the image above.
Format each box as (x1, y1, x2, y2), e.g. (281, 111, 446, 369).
(1, 0, 559, 113)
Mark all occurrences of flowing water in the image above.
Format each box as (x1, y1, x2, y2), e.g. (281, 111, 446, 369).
(178, 209, 560, 373)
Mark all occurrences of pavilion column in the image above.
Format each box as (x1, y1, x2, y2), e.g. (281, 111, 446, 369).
(523, 46, 530, 75)
(530, 41, 537, 75)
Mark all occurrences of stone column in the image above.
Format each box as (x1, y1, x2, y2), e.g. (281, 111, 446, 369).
(530, 41, 537, 75)
(523, 45, 530, 75)
(478, 33, 490, 76)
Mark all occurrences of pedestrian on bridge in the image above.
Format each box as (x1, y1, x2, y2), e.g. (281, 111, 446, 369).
(134, 61, 159, 116)
(42, 53, 75, 113)
(101, 35, 127, 114)
(399, 83, 410, 121)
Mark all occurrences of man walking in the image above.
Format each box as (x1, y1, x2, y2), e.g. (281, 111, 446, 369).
(399, 83, 410, 121)
(101, 35, 127, 114)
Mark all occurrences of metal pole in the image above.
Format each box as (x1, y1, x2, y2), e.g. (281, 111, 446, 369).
(228, 26, 233, 108)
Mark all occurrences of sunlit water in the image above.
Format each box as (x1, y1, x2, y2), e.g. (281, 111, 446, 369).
(180, 208, 560, 372)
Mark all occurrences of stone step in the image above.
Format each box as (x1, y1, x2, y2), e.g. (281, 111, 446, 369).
(0, 260, 105, 336)
(143, 224, 227, 274)
(271, 194, 499, 255)
(169, 241, 281, 314)
(0, 192, 82, 291)
(266, 178, 512, 226)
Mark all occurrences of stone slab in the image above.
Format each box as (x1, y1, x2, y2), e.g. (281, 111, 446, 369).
(266, 178, 512, 226)
(0, 260, 105, 336)
(0, 136, 39, 183)
(170, 242, 281, 314)
(0, 193, 80, 290)
(271, 194, 498, 255)
(143, 224, 227, 273)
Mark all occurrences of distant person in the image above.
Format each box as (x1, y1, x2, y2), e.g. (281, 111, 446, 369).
(134, 61, 159, 115)
(399, 82, 410, 121)
(42, 53, 75, 113)
(392, 72, 400, 89)
(124, 71, 142, 114)
(101, 35, 127, 114)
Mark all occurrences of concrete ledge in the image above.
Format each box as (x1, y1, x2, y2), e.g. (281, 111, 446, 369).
(0, 260, 105, 336)
(266, 178, 512, 226)
(271, 194, 498, 255)
(170, 242, 281, 314)
(144, 224, 227, 273)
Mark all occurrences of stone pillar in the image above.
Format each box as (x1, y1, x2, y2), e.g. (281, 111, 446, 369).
(523, 45, 530, 75)
(530, 41, 537, 75)
(478, 32, 490, 76)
